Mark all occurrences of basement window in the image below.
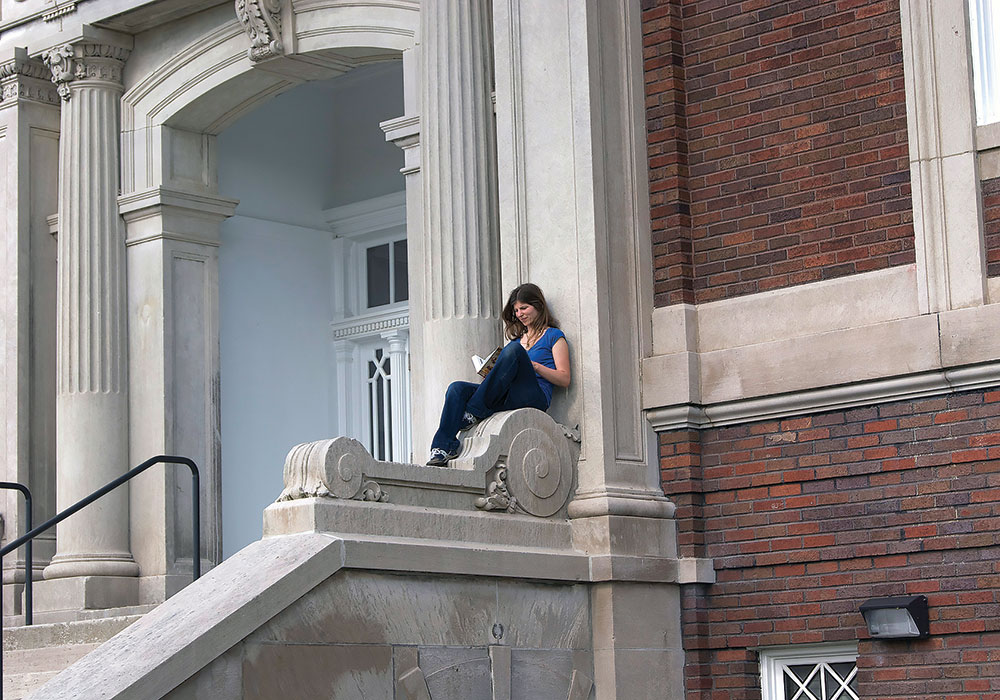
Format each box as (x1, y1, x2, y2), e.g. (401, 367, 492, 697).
(759, 643, 859, 700)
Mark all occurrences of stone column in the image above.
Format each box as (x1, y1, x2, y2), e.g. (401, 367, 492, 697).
(0, 48, 61, 614)
(41, 33, 138, 591)
(417, 0, 501, 459)
(493, 1, 684, 696)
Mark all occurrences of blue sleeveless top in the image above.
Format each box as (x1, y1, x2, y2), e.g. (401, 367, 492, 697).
(525, 327, 566, 406)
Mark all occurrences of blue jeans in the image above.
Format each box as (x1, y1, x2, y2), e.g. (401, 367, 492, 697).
(430, 341, 549, 453)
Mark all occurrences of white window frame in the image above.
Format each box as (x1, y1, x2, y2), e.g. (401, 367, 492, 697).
(971, 0, 1000, 125)
(326, 192, 411, 462)
(759, 642, 859, 700)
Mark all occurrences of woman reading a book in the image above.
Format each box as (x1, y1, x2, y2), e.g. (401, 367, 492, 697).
(427, 283, 571, 466)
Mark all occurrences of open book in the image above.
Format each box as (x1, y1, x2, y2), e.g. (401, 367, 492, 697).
(472, 346, 503, 378)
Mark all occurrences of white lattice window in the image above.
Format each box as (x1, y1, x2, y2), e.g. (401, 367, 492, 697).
(971, 0, 1000, 125)
(760, 644, 859, 700)
(327, 192, 411, 462)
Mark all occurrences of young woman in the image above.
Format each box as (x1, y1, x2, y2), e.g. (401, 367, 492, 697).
(427, 283, 571, 466)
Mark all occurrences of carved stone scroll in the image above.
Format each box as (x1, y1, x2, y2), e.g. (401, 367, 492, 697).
(235, 0, 284, 63)
(278, 437, 389, 503)
(460, 408, 576, 517)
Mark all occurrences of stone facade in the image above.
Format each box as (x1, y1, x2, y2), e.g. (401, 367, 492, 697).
(1, 0, 999, 698)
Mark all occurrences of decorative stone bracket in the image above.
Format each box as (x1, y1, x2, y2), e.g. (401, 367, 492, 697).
(277, 408, 580, 518)
(235, 0, 284, 63)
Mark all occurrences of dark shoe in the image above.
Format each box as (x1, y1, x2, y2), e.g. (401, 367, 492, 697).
(459, 411, 482, 431)
(427, 447, 460, 467)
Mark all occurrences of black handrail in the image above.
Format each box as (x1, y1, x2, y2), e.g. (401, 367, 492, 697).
(0, 456, 200, 699)
(0, 482, 32, 626)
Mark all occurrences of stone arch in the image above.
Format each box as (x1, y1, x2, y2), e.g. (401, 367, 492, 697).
(121, 0, 418, 196)
(118, 0, 418, 588)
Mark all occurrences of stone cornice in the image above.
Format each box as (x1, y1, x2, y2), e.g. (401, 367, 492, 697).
(0, 50, 60, 107)
(646, 361, 1000, 432)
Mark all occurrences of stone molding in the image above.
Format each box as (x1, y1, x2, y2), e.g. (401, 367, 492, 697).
(278, 437, 390, 503)
(330, 310, 408, 340)
(647, 361, 1000, 432)
(324, 190, 405, 238)
(235, 0, 285, 63)
(0, 51, 60, 106)
(42, 42, 131, 101)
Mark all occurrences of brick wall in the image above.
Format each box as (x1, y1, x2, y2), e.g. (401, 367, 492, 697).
(982, 177, 1000, 278)
(660, 389, 1000, 699)
(644, 0, 915, 306)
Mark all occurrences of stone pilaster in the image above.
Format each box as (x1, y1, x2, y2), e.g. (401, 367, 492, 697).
(901, 0, 987, 312)
(0, 49, 61, 615)
(417, 0, 501, 460)
(41, 34, 137, 583)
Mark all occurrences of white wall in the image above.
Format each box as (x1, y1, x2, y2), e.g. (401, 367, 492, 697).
(217, 61, 404, 557)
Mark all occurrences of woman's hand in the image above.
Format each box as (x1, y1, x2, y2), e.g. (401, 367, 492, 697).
(531, 338, 571, 388)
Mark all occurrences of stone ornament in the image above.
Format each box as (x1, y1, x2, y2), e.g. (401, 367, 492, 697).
(458, 408, 576, 518)
(235, 0, 284, 63)
(42, 43, 130, 100)
(0, 54, 60, 106)
(278, 437, 389, 503)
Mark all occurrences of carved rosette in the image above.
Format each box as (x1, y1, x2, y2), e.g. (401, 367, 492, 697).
(235, 0, 284, 63)
(0, 54, 60, 106)
(42, 43, 130, 101)
(458, 408, 577, 518)
(278, 437, 389, 503)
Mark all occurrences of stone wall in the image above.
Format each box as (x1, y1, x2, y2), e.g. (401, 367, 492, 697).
(644, 0, 915, 306)
(658, 388, 1000, 699)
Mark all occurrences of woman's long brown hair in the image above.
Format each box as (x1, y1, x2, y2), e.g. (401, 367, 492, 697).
(501, 283, 559, 340)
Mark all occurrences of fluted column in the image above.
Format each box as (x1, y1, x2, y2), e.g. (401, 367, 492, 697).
(417, 0, 501, 458)
(42, 37, 137, 580)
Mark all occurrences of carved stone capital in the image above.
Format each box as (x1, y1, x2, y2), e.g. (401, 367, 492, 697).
(235, 0, 284, 63)
(0, 51, 60, 106)
(42, 42, 130, 101)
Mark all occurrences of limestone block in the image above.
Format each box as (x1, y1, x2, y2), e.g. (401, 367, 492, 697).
(242, 643, 392, 700)
(163, 646, 242, 700)
(418, 647, 492, 699)
(509, 650, 594, 700)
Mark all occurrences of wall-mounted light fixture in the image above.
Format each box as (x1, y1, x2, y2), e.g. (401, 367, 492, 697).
(859, 595, 930, 639)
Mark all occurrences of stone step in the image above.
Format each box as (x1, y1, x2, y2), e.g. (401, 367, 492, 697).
(3, 603, 157, 628)
(3, 614, 142, 651)
(3, 642, 100, 676)
(3, 669, 59, 700)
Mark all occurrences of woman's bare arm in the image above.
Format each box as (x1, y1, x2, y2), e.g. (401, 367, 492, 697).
(532, 337, 571, 388)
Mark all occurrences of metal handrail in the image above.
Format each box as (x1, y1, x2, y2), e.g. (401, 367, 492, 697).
(0, 482, 32, 626)
(0, 456, 200, 700)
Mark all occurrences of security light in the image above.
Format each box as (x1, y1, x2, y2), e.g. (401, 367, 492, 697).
(859, 595, 930, 639)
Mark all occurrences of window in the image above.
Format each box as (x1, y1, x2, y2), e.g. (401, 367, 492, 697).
(366, 239, 408, 308)
(970, 0, 1000, 125)
(759, 644, 859, 700)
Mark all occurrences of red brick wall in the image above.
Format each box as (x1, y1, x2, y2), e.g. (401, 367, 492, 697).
(644, 0, 915, 306)
(660, 390, 1000, 699)
(982, 177, 1000, 278)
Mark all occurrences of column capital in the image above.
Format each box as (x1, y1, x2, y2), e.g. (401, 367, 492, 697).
(0, 48, 60, 107)
(41, 35, 132, 101)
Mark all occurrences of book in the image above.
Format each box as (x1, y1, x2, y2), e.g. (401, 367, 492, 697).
(472, 346, 503, 378)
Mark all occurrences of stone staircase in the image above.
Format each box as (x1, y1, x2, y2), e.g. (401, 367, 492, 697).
(2, 608, 154, 699)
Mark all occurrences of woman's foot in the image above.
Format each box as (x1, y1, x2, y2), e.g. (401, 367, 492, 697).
(459, 411, 482, 431)
(427, 446, 460, 467)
